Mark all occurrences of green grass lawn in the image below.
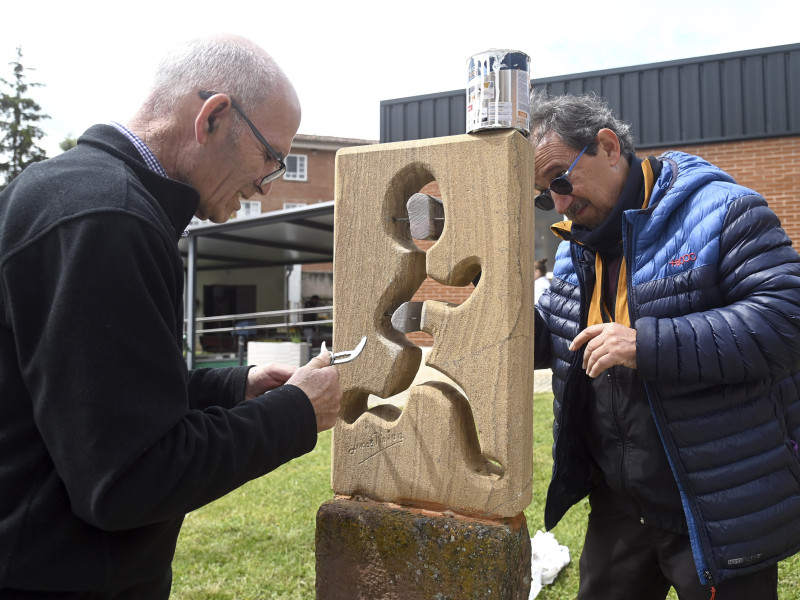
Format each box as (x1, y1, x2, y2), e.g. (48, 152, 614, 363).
(172, 393, 800, 599)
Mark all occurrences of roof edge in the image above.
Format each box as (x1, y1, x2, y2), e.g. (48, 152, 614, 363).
(380, 42, 800, 105)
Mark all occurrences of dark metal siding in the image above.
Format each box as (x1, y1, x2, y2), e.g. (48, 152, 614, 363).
(380, 43, 800, 148)
(381, 91, 466, 144)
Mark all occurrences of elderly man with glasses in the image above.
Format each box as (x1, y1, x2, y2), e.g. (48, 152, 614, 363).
(531, 91, 800, 600)
(0, 35, 341, 598)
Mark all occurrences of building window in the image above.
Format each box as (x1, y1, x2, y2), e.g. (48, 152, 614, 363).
(238, 200, 262, 218)
(284, 154, 308, 181)
(284, 202, 307, 210)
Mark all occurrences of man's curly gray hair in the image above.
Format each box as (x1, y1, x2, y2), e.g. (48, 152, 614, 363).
(529, 90, 636, 155)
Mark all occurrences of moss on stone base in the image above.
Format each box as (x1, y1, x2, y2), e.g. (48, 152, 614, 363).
(316, 497, 531, 600)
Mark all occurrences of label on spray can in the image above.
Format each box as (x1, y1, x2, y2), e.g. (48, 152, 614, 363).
(466, 49, 531, 136)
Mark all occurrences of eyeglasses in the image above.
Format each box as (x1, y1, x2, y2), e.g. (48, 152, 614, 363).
(534, 144, 589, 211)
(198, 91, 287, 187)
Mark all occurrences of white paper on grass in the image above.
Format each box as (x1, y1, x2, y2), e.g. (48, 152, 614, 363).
(529, 530, 570, 599)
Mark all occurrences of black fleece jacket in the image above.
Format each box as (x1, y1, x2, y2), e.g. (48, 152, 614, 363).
(0, 125, 317, 597)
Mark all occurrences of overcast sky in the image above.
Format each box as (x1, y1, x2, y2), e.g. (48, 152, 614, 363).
(3, 0, 797, 157)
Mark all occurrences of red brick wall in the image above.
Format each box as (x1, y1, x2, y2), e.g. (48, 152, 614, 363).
(260, 148, 336, 213)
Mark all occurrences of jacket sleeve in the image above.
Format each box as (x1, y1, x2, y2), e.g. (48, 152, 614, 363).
(187, 366, 251, 410)
(636, 195, 800, 385)
(6, 210, 317, 531)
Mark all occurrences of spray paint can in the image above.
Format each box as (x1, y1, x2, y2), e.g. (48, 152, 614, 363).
(466, 49, 531, 136)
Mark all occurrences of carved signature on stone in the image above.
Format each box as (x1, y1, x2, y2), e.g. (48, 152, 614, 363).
(349, 430, 405, 464)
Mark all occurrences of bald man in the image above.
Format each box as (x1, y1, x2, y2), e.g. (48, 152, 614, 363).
(0, 35, 340, 598)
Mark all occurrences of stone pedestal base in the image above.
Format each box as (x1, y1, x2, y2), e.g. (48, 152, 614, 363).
(315, 497, 531, 600)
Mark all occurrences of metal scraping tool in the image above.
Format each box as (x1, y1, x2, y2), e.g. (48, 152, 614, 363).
(321, 335, 367, 365)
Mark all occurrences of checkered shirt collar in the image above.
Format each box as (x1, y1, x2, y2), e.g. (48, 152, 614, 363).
(110, 121, 168, 178)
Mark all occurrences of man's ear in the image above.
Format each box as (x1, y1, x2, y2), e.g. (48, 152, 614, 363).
(596, 128, 622, 167)
(195, 93, 231, 144)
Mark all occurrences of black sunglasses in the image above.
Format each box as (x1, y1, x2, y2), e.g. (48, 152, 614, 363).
(534, 144, 589, 211)
(198, 91, 287, 187)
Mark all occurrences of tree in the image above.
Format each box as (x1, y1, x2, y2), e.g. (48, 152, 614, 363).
(59, 135, 77, 152)
(0, 46, 49, 189)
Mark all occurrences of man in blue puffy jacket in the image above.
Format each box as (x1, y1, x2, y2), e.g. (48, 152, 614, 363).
(531, 91, 800, 599)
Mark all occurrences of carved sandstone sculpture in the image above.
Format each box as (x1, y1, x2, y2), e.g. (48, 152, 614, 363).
(332, 130, 535, 518)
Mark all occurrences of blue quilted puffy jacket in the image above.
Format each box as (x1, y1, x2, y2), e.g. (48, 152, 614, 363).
(534, 151, 800, 586)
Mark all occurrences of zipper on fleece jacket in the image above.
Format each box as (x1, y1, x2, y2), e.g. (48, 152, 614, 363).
(606, 367, 631, 496)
